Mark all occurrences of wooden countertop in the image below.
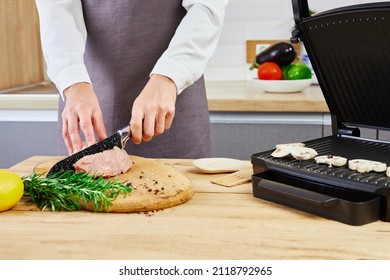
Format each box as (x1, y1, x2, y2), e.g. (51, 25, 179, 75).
(206, 81, 328, 112)
(0, 81, 329, 113)
(2, 156, 390, 260)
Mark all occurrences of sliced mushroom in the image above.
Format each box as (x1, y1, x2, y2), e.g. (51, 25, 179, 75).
(314, 155, 347, 167)
(386, 167, 390, 177)
(271, 143, 305, 158)
(290, 147, 318, 161)
(275, 143, 305, 148)
(348, 159, 387, 173)
(271, 146, 292, 158)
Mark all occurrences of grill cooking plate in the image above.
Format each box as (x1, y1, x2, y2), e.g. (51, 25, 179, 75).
(251, 135, 390, 225)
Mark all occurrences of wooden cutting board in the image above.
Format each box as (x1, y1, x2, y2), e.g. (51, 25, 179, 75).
(34, 155, 194, 213)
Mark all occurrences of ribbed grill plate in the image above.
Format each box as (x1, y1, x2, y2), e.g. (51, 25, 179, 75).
(251, 135, 390, 194)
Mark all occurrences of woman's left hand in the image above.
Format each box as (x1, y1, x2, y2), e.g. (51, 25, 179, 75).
(130, 74, 177, 144)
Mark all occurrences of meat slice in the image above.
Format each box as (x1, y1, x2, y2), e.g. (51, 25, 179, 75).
(74, 146, 132, 177)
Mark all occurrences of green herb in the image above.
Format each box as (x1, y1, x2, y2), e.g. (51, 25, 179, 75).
(22, 171, 132, 212)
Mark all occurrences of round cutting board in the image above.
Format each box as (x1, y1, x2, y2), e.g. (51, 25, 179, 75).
(34, 155, 194, 213)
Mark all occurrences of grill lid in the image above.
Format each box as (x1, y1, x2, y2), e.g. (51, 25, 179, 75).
(291, 0, 390, 132)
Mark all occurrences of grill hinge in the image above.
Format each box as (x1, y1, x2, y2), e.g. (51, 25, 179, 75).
(338, 126, 360, 137)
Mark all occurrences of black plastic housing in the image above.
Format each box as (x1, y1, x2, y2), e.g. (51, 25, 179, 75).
(251, 1, 390, 225)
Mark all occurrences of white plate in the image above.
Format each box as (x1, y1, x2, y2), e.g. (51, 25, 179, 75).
(193, 158, 251, 173)
(253, 78, 312, 93)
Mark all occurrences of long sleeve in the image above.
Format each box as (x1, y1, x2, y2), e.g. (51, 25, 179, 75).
(35, 0, 90, 99)
(151, 0, 229, 94)
(35, 0, 229, 98)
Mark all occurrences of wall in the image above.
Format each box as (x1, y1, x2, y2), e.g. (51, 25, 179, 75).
(205, 0, 385, 81)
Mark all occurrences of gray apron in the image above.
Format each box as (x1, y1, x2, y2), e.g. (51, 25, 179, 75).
(58, 0, 211, 158)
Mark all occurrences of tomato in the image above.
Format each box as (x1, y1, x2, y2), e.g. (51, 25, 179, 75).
(286, 63, 312, 80)
(257, 62, 283, 80)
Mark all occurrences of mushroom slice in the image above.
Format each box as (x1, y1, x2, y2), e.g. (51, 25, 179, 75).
(290, 147, 318, 161)
(271, 143, 305, 158)
(314, 155, 347, 167)
(271, 146, 291, 158)
(275, 143, 305, 148)
(386, 167, 390, 177)
(348, 159, 387, 173)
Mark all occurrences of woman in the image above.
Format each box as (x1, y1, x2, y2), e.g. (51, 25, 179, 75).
(35, 0, 228, 158)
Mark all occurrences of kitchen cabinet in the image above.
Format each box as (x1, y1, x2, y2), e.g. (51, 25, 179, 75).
(0, 121, 57, 168)
(0, 0, 44, 90)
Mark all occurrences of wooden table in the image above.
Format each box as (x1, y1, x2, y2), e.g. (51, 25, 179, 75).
(2, 156, 390, 260)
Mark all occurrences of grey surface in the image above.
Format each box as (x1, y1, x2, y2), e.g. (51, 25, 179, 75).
(209, 112, 386, 160)
(0, 122, 58, 168)
(210, 123, 323, 160)
(209, 112, 325, 160)
(324, 125, 378, 139)
(378, 130, 390, 142)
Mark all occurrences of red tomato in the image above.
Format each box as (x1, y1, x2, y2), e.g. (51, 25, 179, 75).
(257, 62, 283, 80)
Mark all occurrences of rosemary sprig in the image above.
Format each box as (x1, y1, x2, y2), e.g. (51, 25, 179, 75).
(22, 171, 132, 212)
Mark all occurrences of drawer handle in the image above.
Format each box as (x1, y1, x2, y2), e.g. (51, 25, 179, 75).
(258, 178, 339, 208)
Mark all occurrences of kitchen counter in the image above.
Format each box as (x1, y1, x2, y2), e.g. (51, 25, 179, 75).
(0, 81, 329, 112)
(206, 81, 328, 112)
(2, 156, 390, 260)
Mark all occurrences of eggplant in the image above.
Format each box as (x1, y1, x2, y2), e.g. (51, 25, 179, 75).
(250, 42, 296, 70)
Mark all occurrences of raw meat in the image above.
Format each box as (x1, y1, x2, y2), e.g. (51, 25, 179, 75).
(74, 146, 132, 177)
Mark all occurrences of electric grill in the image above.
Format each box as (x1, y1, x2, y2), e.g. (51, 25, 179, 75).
(251, 0, 390, 225)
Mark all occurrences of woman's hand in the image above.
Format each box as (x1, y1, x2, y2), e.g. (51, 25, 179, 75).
(130, 74, 177, 144)
(62, 82, 107, 155)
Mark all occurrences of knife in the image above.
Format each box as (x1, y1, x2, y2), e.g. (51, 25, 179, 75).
(46, 126, 130, 177)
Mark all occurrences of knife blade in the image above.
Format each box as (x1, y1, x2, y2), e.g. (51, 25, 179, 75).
(46, 126, 130, 177)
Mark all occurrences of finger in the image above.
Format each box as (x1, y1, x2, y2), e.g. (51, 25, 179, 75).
(79, 115, 95, 147)
(142, 112, 156, 142)
(62, 117, 74, 156)
(154, 112, 166, 135)
(164, 109, 175, 130)
(66, 113, 83, 154)
(130, 110, 143, 144)
(92, 111, 107, 141)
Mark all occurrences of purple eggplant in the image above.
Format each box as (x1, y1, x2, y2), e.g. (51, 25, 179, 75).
(250, 42, 296, 70)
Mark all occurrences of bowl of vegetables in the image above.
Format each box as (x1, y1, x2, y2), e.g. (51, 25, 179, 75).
(250, 42, 313, 93)
(253, 77, 312, 93)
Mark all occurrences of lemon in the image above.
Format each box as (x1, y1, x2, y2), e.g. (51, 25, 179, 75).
(0, 170, 24, 212)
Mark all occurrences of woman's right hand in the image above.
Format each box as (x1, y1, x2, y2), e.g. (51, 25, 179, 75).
(62, 82, 107, 155)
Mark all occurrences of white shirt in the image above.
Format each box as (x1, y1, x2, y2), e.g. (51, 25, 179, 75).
(35, 0, 229, 100)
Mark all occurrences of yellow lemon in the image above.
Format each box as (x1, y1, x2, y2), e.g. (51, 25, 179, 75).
(0, 170, 24, 212)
